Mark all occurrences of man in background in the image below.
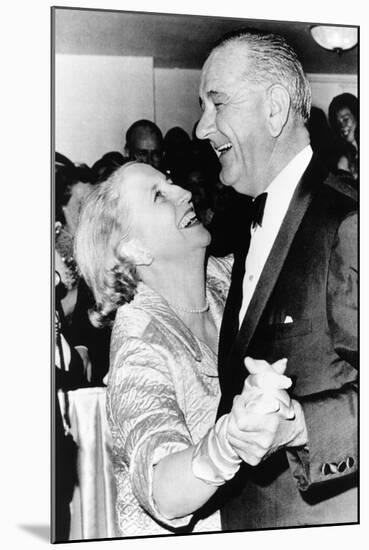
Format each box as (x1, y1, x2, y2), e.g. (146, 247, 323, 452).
(124, 119, 164, 170)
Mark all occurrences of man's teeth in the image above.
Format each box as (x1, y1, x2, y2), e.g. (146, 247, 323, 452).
(215, 142, 233, 157)
(178, 211, 198, 229)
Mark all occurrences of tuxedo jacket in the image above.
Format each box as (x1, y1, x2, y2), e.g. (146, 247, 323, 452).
(217, 157, 358, 530)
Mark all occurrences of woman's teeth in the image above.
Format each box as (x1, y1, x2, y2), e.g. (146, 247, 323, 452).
(178, 211, 199, 229)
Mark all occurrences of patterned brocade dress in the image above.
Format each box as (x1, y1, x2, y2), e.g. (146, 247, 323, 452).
(106, 256, 232, 536)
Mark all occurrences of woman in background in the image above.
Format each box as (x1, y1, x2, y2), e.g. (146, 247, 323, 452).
(75, 162, 293, 536)
(328, 93, 358, 180)
(55, 153, 92, 316)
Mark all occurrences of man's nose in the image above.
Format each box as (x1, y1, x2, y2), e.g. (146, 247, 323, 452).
(196, 109, 216, 140)
(149, 151, 161, 168)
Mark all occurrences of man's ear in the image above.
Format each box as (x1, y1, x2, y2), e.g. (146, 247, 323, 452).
(267, 84, 291, 138)
(118, 238, 153, 266)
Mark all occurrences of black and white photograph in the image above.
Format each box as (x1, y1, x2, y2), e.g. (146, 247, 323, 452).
(52, 8, 359, 542)
(2, 1, 366, 549)
(51, 5, 359, 543)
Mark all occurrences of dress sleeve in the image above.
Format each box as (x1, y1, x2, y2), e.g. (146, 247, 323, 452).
(287, 212, 358, 490)
(107, 336, 195, 528)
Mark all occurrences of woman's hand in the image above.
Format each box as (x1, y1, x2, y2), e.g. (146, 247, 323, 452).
(226, 357, 296, 465)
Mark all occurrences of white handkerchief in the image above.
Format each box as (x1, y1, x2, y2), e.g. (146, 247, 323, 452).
(284, 315, 293, 324)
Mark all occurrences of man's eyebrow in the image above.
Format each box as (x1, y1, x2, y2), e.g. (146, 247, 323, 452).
(199, 90, 229, 109)
(207, 90, 229, 101)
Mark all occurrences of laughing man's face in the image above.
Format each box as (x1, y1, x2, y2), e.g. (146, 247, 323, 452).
(197, 43, 272, 197)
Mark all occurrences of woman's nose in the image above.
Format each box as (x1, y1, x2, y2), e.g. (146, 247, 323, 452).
(173, 185, 192, 205)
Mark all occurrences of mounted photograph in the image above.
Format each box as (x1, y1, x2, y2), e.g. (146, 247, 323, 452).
(52, 6, 358, 543)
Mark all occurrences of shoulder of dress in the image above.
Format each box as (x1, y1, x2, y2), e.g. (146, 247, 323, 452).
(112, 302, 151, 340)
(207, 254, 233, 281)
(206, 255, 233, 302)
(112, 295, 202, 364)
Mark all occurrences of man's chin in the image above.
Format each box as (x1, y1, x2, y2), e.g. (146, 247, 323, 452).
(219, 168, 234, 188)
(220, 169, 249, 195)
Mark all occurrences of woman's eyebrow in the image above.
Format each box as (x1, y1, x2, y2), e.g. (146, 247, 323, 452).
(150, 183, 160, 198)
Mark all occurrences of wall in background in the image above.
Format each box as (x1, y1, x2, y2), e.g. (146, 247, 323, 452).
(55, 55, 154, 165)
(55, 56, 358, 166)
(307, 73, 358, 114)
(154, 68, 202, 137)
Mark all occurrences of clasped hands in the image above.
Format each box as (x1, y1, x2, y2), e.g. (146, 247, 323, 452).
(226, 357, 307, 466)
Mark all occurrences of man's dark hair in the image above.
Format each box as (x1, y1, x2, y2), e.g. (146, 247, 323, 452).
(125, 119, 163, 149)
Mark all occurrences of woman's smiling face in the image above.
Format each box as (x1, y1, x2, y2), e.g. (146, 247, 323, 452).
(336, 107, 357, 144)
(118, 163, 210, 262)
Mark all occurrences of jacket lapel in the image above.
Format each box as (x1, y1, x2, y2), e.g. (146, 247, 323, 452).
(230, 156, 328, 364)
(218, 244, 248, 374)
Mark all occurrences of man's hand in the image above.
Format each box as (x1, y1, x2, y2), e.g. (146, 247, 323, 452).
(243, 357, 294, 419)
(244, 357, 308, 454)
(226, 357, 307, 465)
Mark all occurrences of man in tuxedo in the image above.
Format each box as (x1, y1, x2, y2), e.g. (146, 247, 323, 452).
(196, 29, 357, 529)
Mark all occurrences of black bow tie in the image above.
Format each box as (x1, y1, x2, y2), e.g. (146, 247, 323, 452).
(250, 192, 268, 229)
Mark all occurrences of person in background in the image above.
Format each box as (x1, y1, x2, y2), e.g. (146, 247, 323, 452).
(55, 153, 92, 238)
(185, 168, 215, 228)
(328, 93, 358, 181)
(191, 121, 253, 257)
(54, 271, 90, 542)
(162, 126, 193, 186)
(124, 119, 164, 170)
(197, 28, 357, 531)
(55, 151, 94, 382)
(90, 151, 126, 184)
(55, 152, 109, 384)
(306, 106, 339, 173)
(162, 125, 216, 227)
(55, 153, 92, 317)
(74, 162, 298, 536)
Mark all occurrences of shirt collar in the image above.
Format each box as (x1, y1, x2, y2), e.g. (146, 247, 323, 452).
(265, 145, 313, 199)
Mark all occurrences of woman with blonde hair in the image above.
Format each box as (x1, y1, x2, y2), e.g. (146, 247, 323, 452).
(75, 162, 294, 536)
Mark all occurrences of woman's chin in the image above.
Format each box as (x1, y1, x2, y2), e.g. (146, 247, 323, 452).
(204, 230, 212, 248)
(197, 224, 211, 247)
(187, 226, 211, 253)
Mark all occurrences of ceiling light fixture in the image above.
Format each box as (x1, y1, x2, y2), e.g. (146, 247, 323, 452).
(310, 25, 358, 54)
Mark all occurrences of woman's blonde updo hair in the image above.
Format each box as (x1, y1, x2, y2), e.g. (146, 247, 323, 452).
(74, 163, 140, 328)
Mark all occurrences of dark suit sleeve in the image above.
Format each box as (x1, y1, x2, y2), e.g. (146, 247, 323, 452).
(287, 212, 358, 490)
(327, 212, 357, 367)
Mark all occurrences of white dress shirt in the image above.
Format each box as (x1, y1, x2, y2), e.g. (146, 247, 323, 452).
(239, 145, 313, 326)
